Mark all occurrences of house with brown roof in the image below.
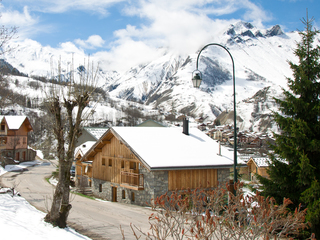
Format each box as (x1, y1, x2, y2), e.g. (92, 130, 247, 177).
(77, 124, 242, 206)
(0, 115, 36, 164)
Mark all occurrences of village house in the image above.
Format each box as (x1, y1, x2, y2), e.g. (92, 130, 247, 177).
(198, 123, 207, 131)
(77, 122, 240, 206)
(74, 141, 96, 188)
(246, 157, 270, 181)
(0, 115, 36, 164)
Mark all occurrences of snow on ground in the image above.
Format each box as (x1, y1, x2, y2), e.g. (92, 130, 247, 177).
(0, 163, 90, 240)
(0, 166, 6, 176)
(0, 191, 90, 240)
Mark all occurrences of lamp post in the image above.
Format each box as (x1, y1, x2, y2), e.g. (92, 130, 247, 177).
(192, 43, 237, 187)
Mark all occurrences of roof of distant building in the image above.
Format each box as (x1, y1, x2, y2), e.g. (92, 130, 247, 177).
(0, 115, 32, 131)
(75, 141, 96, 158)
(83, 127, 109, 140)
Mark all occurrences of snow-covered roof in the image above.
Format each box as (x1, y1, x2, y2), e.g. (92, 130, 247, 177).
(84, 127, 108, 140)
(75, 141, 96, 158)
(86, 126, 243, 170)
(0, 115, 32, 130)
(249, 157, 270, 167)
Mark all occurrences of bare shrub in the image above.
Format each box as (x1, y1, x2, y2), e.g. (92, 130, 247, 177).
(130, 182, 311, 240)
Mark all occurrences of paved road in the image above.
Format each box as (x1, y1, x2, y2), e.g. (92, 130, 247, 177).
(0, 162, 152, 240)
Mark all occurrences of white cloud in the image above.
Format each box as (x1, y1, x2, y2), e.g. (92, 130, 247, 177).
(75, 35, 105, 49)
(59, 41, 85, 54)
(3, 0, 275, 72)
(0, 6, 38, 27)
(93, 39, 163, 72)
(239, 0, 272, 28)
(101, 0, 273, 69)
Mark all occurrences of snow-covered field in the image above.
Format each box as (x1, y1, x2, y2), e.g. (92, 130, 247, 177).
(0, 165, 90, 240)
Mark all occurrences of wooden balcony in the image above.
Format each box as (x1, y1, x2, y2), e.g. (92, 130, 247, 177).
(120, 171, 144, 190)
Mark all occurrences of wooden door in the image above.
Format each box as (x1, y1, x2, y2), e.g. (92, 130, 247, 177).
(112, 187, 117, 202)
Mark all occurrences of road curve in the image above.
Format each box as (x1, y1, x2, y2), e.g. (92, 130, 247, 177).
(0, 163, 152, 240)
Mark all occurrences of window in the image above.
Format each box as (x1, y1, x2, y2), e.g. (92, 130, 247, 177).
(108, 159, 112, 167)
(23, 137, 27, 144)
(121, 160, 124, 169)
(1, 124, 5, 131)
(99, 184, 102, 192)
(131, 192, 135, 202)
(130, 162, 137, 170)
(102, 158, 106, 166)
(122, 190, 126, 199)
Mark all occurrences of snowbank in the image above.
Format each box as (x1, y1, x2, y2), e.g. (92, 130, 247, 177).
(0, 192, 90, 240)
(0, 166, 6, 176)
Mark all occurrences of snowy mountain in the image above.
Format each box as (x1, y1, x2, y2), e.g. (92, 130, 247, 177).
(3, 21, 317, 133)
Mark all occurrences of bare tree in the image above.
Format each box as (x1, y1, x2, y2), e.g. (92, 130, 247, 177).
(130, 182, 312, 239)
(0, 3, 18, 56)
(0, 3, 18, 109)
(44, 58, 98, 228)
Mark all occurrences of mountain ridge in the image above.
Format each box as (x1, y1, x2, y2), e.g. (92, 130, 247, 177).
(2, 21, 317, 133)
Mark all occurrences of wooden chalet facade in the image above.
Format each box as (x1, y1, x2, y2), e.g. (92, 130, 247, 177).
(247, 157, 269, 181)
(0, 115, 36, 163)
(74, 141, 96, 188)
(78, 126, 236, 206)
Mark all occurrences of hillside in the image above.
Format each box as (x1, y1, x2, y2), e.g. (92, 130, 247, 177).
(2, 21, 318, 135)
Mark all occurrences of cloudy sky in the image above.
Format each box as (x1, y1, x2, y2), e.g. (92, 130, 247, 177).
(0, 0, 319, 71)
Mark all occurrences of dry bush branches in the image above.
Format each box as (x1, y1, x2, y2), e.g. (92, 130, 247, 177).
(131, 182, 312, 240)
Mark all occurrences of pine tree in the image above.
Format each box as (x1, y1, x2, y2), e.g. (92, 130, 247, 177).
(257, 15, 320, 238)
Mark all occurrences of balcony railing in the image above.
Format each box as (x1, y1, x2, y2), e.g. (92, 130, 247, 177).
(120, 171, 144, 190)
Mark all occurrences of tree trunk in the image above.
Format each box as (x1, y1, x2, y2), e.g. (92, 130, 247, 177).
(45, 160, 72, 228)
(44, 62, 95, 228)
(45, 97, 72, 228)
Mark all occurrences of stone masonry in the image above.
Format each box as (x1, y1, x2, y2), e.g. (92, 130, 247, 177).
(91, 167, 230, 206)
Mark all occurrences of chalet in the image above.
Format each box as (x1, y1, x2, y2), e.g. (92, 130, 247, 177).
(247, 157, 270, 181)
(77, 124, 241, 206)
(0, 115, 36, 163)
(74, 141, 96, 186)
(238, 132, 249, 144)
(213, 129, 223, 140)
(250, 137, 263, 147)
(198, 123, 207, 131)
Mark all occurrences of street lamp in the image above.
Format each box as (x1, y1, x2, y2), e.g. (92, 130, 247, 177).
(192, 43, 238, 187)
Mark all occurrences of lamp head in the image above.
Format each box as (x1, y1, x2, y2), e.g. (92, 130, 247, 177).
(192, 70, 202, 88)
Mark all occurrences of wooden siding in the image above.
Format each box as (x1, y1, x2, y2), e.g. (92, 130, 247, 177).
(247, 161, 269, 180)
(1, 119, 30, 150)
(168, 169, 218, 191)
(92, 135, 139, 183)
(76, 160, 92, 178)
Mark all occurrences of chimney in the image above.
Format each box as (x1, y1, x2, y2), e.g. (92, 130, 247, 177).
(182, 118, 189, 135)
(218, 141, 221, 156)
